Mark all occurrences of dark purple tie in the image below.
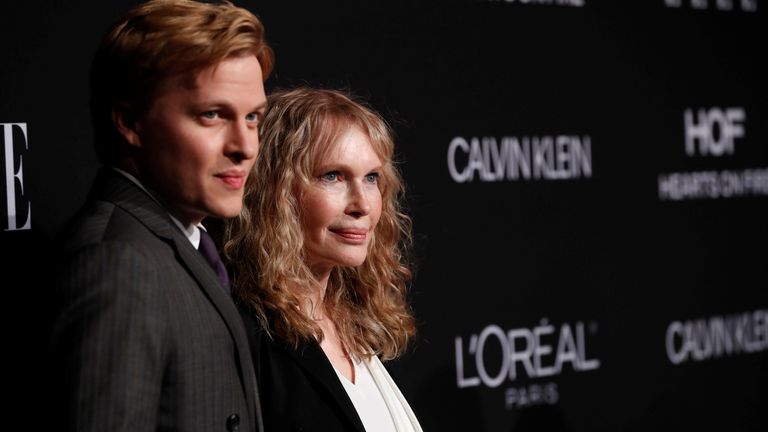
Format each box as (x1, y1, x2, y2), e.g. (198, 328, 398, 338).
(198, 229, 230, 290)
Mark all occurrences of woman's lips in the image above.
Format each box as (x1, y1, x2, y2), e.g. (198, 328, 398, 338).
(330, 228, 368, 243)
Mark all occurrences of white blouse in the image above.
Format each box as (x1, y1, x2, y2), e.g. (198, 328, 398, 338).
(334, 356, 423, 432)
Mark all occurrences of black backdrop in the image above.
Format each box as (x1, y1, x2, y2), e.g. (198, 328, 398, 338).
(1, 1, 766, 431)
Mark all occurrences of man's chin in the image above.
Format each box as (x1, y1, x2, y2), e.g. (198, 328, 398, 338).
(212, 204, 243, 220)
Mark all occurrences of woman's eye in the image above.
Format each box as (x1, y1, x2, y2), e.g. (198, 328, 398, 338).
(245, 112, 259, 122)
(365, 173, 380, 183)
(321, 172, 339, 182)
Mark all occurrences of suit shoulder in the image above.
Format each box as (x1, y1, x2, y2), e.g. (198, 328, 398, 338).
(59, 199, 164, 256)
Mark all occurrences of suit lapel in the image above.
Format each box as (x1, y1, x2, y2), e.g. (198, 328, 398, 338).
(170, 230, 246, 350)
(92, 167, 260, 430)
(282, 341, 366, 432)
(173, 233, 260, 427)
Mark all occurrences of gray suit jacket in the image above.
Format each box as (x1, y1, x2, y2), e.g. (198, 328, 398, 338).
(51, 167, 262, 432)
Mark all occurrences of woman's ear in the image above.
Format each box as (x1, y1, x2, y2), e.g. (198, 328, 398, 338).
(112, 101, 142, 148)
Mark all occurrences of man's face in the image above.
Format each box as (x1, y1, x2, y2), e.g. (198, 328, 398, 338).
(129, 55, 266, 225)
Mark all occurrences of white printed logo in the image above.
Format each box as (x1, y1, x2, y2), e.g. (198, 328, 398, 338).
(666, 309, 768, 364)
(2, 123, 31, 231)
(454, 319, 600, 409)
(658, 107, 768, 200)
(664, 0, 757, 12)
(447, 135, 592, 183)
(684, 107, 744, 157)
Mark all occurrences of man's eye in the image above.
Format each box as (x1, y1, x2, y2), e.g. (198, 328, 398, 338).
(202, 111, 218, 120)
(245, 112, 260, 122)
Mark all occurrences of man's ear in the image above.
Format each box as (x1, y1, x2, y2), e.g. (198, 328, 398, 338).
(112, 101, 142, 148)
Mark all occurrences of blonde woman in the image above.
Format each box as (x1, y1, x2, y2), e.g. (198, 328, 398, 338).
(224, 87, 423, 432)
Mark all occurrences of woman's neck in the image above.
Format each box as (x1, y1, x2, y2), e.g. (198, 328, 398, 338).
(304, 266, 332, 320)
(305, 265, 355, 381)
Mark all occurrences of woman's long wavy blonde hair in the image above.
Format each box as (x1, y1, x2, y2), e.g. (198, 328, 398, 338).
(223, 87, 415, 360)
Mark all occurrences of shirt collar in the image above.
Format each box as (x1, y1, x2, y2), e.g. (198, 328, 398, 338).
(111, 167, 203, 249)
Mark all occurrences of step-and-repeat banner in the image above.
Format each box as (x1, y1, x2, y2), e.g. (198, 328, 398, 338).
(1, 1, 765, 430)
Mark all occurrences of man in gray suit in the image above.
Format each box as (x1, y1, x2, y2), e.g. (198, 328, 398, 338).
(50, 1, 273, 431)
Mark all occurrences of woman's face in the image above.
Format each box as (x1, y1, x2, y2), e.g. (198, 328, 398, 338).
(301, 126, 383, 275)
